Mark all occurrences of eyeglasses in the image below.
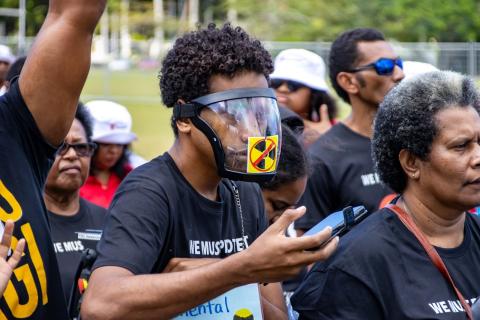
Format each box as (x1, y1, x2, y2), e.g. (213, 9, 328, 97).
(270, 79, 305, 92)
(56, 142, 97, 157)
(348, 58, 403, 76)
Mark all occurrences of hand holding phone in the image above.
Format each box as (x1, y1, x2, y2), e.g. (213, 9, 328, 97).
(304, 206, 369, 250)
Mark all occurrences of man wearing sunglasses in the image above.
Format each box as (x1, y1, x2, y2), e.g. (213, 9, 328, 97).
(0, 0, 105, 318)
(296, 28, 404, 235)
(82, 23, 338, 320)
(43, 103, 106, 307)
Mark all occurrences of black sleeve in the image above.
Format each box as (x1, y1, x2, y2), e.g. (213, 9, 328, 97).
(236, 181, 268, 238)
(0, 81, 57, 181)
(295, 159, 336, 231)
(93, 178, 170, 275)
(292, 267, 384, 320)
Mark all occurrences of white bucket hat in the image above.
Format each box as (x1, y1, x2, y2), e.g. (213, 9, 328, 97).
(0, 45, 15, 64)
(84, 100, 137, 144)
(402, 61, 438, 79)
(270, 49, 329, 92)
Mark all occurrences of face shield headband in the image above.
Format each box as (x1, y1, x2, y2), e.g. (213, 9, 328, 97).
(173, 88, 282, 182)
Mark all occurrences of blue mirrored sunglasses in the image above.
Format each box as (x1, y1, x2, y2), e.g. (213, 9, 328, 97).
(349, 58, 403, 76)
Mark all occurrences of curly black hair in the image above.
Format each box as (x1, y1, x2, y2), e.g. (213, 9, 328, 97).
(259, 124, 308, 190)
(329, 28, 385, 104)
(372, 71, 480, 193)
(159, 23, 274, 135)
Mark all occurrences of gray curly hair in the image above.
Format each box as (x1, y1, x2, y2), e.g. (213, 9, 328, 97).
(372, 71, 480, 193)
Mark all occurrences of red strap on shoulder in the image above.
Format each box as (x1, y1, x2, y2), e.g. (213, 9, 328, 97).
(386, 204, 473, 320)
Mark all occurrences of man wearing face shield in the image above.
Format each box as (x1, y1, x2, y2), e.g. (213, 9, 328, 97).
(81, 23, 337, 320)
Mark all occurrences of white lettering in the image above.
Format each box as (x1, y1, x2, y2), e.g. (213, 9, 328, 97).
(201, 241, 210, 255)
(429, 302, 444, 314)
(54, 242, 64, 253)
(187, 236, 251, 257)
(224, 240, 233, 254)
(243, 236, 249, 248)
(440, 301, 450, 313)
(61, 241, 85, 252)
(360, 173, 382, 186)
(76, 231, 102, 241)
(235, 238, 243, 251)
(194, 241, 200, 255)
(448, 300, 461, 312)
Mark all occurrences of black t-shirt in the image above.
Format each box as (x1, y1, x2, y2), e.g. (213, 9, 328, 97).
(296, 123, 394, 230)
(94, 153, 268, 274)
(48, 198, 106, 301)
(0, 82, 69, 319)
(291, 208, 480, 320)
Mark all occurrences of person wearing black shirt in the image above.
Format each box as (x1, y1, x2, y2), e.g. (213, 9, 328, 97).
(81, 24, 338, 320)
(44, 105, 106, 302)
(0, 1, 105, 318)
(292, 71, 480, 319)
(295, 28, 404, 233)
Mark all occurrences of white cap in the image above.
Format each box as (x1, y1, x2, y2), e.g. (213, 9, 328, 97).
(84, 100, 137, 144)
(270, 49, 329, 92)
(402, 61, 438, 79)
(0, 45, 14, 64)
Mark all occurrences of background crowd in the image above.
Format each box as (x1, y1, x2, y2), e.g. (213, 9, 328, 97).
(0, 1, 479, 320)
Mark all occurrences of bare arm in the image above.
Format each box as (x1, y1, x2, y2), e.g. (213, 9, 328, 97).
(81, 207, 338, 320)
(19, 0, 106, 145)
(259, 283, 288, 320)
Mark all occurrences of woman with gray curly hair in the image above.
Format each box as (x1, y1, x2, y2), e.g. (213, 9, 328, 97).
(292, 71, 480, 320)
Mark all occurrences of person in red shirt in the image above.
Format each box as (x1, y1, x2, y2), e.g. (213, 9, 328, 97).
(80, 100, 137, 208)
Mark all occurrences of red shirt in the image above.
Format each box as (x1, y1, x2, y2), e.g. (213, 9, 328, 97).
(80, 173, 123, 208)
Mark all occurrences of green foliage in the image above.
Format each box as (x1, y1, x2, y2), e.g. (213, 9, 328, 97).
(2, 0, 48, 36)
(3, 0, 480, 43)
(225, 0, 480, 42)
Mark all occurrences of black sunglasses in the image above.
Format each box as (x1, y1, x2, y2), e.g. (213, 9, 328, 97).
(56, 142, 97, 157)
(270, 79, 305, 92)
(348, 57, 403, 76)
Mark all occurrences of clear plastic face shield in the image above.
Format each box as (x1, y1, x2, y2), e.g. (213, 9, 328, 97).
(173, 88, 282, 182)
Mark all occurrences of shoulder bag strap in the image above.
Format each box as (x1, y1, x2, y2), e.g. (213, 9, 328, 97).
(387, 203, 473, 320)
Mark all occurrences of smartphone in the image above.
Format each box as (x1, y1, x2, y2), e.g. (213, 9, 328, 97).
(304, 206, 369, 250)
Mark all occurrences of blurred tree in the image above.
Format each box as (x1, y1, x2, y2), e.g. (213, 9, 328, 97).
(2, 0, 479, 42)
(218, 0, 480, 42)
(2, 0, 48, 36)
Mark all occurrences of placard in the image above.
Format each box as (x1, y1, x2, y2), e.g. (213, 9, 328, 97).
(175, 283, 263, 319)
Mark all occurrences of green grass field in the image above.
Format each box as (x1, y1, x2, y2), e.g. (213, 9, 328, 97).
(81, 67, 350, 161)
(81, 67, 174, 161)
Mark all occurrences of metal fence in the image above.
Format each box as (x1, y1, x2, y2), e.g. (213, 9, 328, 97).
(264, 41, 480, 77)
(2, 36, 480, 77)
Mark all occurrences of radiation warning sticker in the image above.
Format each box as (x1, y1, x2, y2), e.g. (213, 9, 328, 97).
(247, 135, 278, 173)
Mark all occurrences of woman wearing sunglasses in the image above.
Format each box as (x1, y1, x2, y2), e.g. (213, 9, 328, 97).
(44, 103, 106, 304)
(270, 49, 338, 147)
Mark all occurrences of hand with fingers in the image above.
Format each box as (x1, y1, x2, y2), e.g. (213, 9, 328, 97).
(303, 104, 332, 147)
(0, 220, 26, 296)
(237, 206, 338, 284)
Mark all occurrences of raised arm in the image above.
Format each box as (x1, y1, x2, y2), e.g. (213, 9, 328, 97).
(19, 0, 106, 145)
